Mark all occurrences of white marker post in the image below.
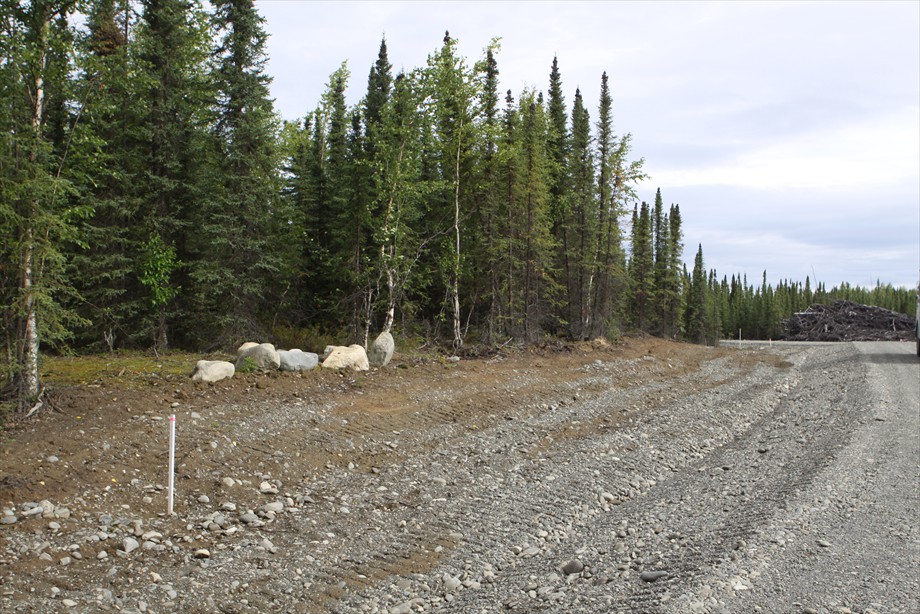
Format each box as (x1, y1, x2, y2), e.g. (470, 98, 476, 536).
(167, 414, 176, 515)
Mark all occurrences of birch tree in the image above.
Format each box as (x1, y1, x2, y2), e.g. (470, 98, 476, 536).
(0, 0, 83, 411)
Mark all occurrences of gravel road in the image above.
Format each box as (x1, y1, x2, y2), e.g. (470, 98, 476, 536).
(333, 341, 920, 614)
(1, 340, 917, 614)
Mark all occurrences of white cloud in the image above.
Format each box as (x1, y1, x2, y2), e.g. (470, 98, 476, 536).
(652, 105, 920, 190)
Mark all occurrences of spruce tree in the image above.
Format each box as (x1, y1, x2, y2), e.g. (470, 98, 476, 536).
(473, 44, 502, 341)
(663, 203, 684, 338)
(65, 0, 143, 350)
(628, 201, 654, 331)
(135, 0, 213, 349)
(685, 244, 708, 344)
(566, 87, 595, 339)
(193, 0, 284, 345)
(514, 92, 555, 340)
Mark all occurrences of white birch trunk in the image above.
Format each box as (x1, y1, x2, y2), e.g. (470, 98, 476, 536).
(451, 124, 463, 351)
(21, 14, 50, 403)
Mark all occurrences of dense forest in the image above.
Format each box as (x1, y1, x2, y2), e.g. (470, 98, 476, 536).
(1, 1, 914, 410)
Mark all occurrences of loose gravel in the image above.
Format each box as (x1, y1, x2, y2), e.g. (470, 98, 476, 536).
(1, 340, 916, 614)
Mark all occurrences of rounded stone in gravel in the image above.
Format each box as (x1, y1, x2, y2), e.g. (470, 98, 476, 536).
(263, 501, 284, 513)
(442, 573, 462, 593)
(194, 549, 210, 558)
(197, 495, 210, 504)
(561, 559, 585, 575)
(640, 570, 668, 582)
(239, 512, 259, 524)
(121, 537, 139, 553)
(221, 477, 235, 488)
(0, 516, 16, 525)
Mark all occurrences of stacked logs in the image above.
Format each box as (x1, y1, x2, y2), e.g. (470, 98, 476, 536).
(782, 299, 916, 342)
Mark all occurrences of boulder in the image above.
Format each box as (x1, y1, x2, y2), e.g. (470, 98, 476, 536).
(321, 345, 369, 371)
(237, 342, 259, 355)
(278, 349, 319, 372)
(191, 360, 235, 383)
(235, 343, 280, 372)
(368, 331, 395, 367)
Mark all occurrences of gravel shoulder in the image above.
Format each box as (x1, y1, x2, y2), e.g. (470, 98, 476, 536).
(0, 338, 916, 613)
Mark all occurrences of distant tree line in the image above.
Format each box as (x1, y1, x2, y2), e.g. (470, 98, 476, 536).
(1, 1, 914, 409)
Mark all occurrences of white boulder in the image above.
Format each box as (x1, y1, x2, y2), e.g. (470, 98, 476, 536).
(321, 345, 369, 371)
(191, 360, 235, 383)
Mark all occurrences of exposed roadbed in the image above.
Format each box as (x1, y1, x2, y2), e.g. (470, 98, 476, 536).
(1, 338, 917, 613)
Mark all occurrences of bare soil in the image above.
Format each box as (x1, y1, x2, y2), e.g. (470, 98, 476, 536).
(0, 337, 717, 512)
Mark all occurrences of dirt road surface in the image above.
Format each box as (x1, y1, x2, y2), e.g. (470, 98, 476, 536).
(0, 338, 917, 613)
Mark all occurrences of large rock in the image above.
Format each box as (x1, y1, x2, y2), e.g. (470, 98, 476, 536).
(237, 342, 259, 355)
(278, 349, 319, 372)
(191, 360, 235, 383)
(235, 343, 280, 372)
(368, 331, 395, 367)
(321, 345, 369, 371)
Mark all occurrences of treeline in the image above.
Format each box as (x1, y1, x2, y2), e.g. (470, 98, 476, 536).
(698, 273, 917, 344)
(1, 0, 662, 401)
(1, 1, 913, 409)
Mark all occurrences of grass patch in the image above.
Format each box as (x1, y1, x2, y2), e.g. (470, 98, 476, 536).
(40, 350, 228, 388)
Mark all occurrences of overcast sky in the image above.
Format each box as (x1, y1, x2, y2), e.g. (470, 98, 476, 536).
(257, 0, 920, 289)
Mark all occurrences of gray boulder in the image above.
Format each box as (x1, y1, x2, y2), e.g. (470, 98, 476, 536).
(191, 360, 235, 383)
(321, 345, 369, 371)
(368, 331, 395, 367)
(235, 342, 280, 372)
(278, 349, 319, 372)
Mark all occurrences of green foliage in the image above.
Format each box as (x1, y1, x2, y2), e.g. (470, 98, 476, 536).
(139, 233, 179, 308)
(7, 2, 912, 370)
(236, 355, 257, 373)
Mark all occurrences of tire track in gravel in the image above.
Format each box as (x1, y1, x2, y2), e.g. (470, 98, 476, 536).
(318, 348, 800, 613)
(445, 342, 866, 614)
(203, 351, 735, 613)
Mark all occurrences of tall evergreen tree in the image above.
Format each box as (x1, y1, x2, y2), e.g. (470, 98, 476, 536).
(354, 37, 393, 343)
(511, 92, 555, 340)
(135, 0, 213, 349)
(650, 188, 668, 333)
(662, 203, 684, 338)
(65, 0, 143, 350)
(627, 201, 654, 331)
(192, 0, 284, 345)
(565, 87, 595, 339)
(473, 43, 503, 341)
(685, 244, 708, 344)
(587, 71, 646, 338)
